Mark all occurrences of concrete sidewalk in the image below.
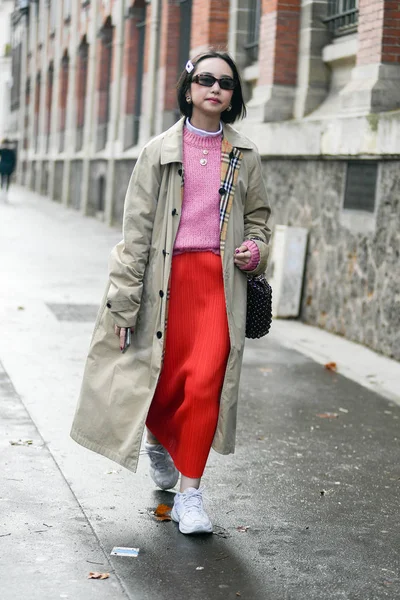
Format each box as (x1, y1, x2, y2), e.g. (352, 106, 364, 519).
(0, 186, 399, 600)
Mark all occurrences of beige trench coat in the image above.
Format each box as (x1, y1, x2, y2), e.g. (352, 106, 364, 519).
(70, 117, 271, 472)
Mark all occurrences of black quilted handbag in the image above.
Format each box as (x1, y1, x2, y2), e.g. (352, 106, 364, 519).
(245, 275, 273, 339)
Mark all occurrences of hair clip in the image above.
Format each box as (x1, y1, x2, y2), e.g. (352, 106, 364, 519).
(185, 60, 194, 74)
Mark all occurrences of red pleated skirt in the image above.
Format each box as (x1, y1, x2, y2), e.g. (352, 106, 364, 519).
(146, 251, 230, 478)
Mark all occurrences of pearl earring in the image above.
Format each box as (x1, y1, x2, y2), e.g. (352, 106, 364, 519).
(226, 104, 232, 112)
(186, 96, 192, 104)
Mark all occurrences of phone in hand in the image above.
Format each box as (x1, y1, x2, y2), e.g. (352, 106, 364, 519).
(121, 328, 131, 353)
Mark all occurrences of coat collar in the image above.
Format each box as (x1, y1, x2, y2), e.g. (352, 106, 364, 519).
(160, 117, 253, 165)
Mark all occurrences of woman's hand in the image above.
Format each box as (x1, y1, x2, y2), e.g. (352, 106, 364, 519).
(114, 325, 134, 351)
(234, 244, 251, 268)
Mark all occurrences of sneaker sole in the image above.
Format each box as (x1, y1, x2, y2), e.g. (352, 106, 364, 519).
(179, 521, 213, 535)
(152, 472, 180, 490)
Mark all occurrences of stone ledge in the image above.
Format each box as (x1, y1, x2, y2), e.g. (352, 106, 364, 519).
(322, 36, 357, 65)
(239, 111, 400, 157)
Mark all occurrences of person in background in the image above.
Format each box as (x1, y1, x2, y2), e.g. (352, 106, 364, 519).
(0, 139, 17, 202)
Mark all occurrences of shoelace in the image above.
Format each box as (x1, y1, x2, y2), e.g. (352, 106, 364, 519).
(142, 446, 171, 473)
(181, 488, 207, 513)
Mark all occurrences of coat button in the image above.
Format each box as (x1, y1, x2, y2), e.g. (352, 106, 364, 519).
(218, 187, 225, 195)
(172, 208, 178, 216)
(178, 168, 182, 176)
(156, 331, 163, 339)
(159, 290, 164, 298)
(106, 302, 111, 308)
(229, 150, 235, 160)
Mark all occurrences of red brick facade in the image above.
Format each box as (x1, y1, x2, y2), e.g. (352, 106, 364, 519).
(191, 0, 230, 52)
(357, 0, 400, 66)
(259, 0, 301, 86)
(14, 0, 400, 163)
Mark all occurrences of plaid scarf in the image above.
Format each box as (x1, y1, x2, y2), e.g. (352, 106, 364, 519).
(219, 138, 243, 260)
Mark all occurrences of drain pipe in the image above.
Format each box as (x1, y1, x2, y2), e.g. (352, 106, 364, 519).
(145, 0, 161, 139)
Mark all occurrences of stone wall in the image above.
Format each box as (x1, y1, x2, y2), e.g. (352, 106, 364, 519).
(263, 159, 400, 361)
(53, 161, 63, 202)
(113, 159, 136, 225)
(69, 160, 83, 210)
(88, 160, 108, 217)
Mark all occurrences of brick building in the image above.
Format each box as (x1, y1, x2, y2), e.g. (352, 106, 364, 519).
(10, 0, 400, 361)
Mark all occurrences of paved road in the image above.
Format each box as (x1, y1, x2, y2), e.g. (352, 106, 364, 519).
(0, 188, 399, 600)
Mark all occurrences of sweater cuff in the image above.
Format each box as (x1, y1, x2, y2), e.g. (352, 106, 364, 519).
(239, 239, 260, 271)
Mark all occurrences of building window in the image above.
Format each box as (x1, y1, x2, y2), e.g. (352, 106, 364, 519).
(10, 41, 22, 110)
(343, 161, 378, 213)
(178, 0, 192, 74)
(24, 77, 31, 150)
(124, 5, 146, 149)
(34, 71, 41, 152)
(244, 0, 261, 63)
(96, 16, 114, 151)
(76, 36, 89, 151)
(59, 51, 69, 152)
(45, 62, 54, 153)
(324, 0, 359, 37)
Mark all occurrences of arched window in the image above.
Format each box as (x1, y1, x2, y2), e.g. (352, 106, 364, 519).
(124, 2, 146, 148)
(59, 50, 69, 152)
(76, 35, 89, 151)
(34, 71, 41, 153)
(96, 16, 114, 151)
(245, 0, 261, 64)
(45, 62, 54, 153)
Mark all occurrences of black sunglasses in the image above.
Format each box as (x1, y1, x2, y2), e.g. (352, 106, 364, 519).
(192, 74, 236, 91)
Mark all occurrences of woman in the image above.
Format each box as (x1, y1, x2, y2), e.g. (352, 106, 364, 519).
(71, 50, 271, 535)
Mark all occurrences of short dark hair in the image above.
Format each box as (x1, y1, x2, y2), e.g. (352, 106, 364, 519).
(177, 50, 247, 124)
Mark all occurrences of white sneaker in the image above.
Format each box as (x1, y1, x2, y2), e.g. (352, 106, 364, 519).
(171, 487, 213, 534)
(144, 442, 179, 490)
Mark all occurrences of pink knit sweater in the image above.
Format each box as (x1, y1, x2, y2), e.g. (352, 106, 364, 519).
(173, 126, 260, 271)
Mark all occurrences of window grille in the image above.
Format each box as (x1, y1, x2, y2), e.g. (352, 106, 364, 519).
(244, 0, 261, 63)
(343, 162, 378, 213)
(324, 0, 359, 37)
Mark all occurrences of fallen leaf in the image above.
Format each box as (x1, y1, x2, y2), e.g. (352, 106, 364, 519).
(236, 525, 250, 533)
(88, 572, 109, 580)
(9, 439, 33, 446)
(316, 413, 339, 419)
(152, 504, 172, 521)
(236, 593, 242, 597)
(324, 362, 337, 372)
